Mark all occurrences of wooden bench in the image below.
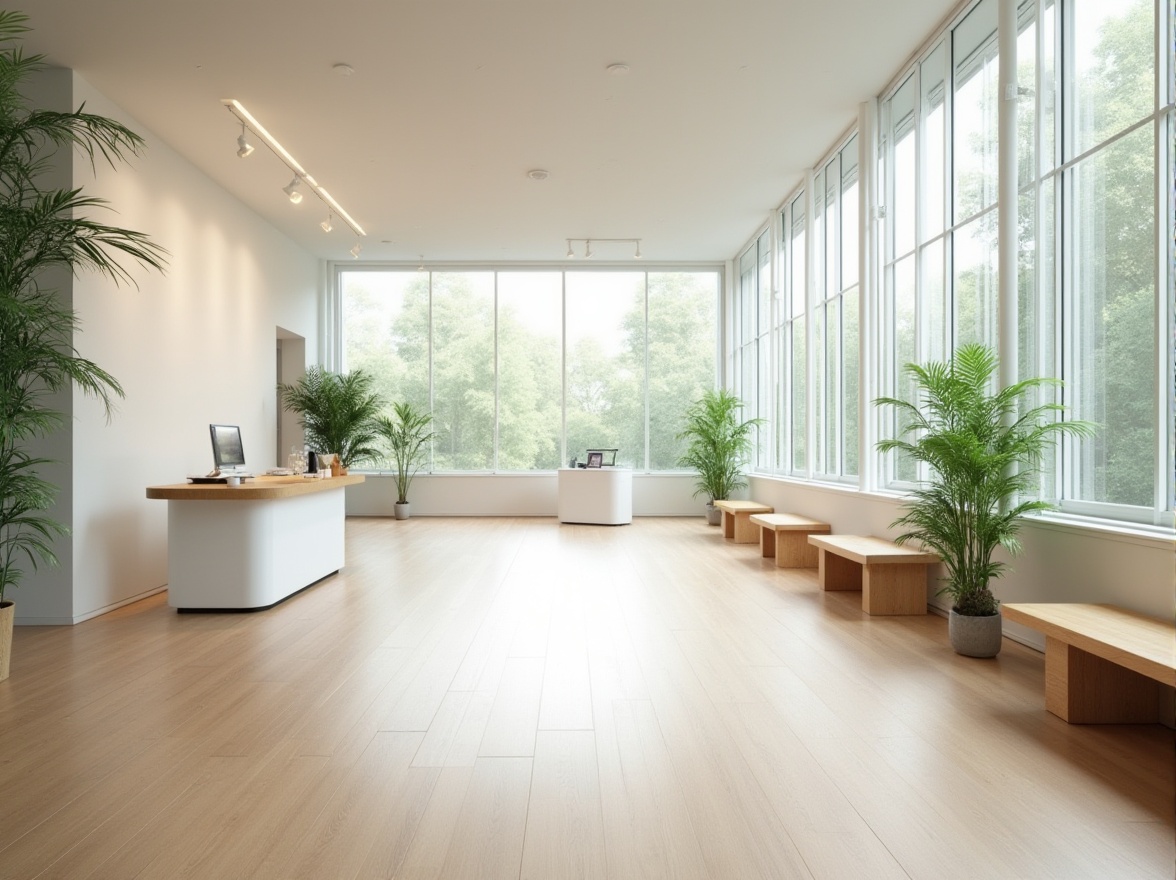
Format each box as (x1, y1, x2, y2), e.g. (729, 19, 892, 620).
(713, 500, 773, 544)
(806, 535, 938, 616)
(749, 513, 830, 568)
(1002, 603, 1176, 724)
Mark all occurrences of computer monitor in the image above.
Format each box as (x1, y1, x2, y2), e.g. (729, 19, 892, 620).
(209, 424, 246, 471)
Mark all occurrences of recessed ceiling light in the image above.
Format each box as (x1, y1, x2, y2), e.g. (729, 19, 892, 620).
(333, 63, 355, 76)
(527, 169, 549, 181)
(607, 63, 630, 75)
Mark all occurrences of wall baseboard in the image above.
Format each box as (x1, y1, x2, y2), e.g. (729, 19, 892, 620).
(15, 585, 167, 626)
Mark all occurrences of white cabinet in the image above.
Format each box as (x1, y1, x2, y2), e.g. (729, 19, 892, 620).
(557, 468, 633, 525)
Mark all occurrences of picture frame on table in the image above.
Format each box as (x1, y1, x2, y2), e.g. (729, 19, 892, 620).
(586, 451, 604, 468)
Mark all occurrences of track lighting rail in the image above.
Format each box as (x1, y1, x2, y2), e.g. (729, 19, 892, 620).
(565, 238, 642, 259)
(222, 99, 366, 241)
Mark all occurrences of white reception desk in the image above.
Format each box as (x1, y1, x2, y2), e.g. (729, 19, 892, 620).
(557, 467, 633, 525)
(146, 474, 364, 611)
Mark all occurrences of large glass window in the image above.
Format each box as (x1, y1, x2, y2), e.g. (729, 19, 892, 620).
(430, 272, 495, 470)
(734, 233, 772, 469)
(340, 267, 718, 473)
(953, 0, 1000, 224)
(813, 136, 860, 481)
(648, 272, 719, 470)
(1058, 0, 1162, 513)
(340, 270, 428, 414)
(881, 73, 919, 484)
(870, 0, 1172, 523)
(756, 231, 773, 471)
(565, 272, 645, 469)
(497, 272, 562, 470)
(786, 195, 807, 474)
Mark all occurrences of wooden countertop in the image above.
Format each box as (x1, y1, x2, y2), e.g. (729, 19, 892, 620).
(146, 473, 365, 501)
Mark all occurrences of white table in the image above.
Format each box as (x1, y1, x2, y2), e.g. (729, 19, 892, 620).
(557, 467, 633, 525)
(146, 475, 364, 610)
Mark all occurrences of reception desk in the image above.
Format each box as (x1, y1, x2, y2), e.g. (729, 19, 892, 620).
(557, 467, 632, 525)
(146, 475, 364, 610)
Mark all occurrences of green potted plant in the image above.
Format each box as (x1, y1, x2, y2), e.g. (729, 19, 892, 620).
(375, 401, 436, 520)
(279, 365, 384, 474)
(676, 389, 763, 525)
(0, 12, 165, 680)
(875, 343, 1094, 657)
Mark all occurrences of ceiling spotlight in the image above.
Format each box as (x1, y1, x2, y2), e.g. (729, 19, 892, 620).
(321, 213, 333, 233)
(584, 240, 593, 258)
(634, 240, 642, 259)
(332, 62, 355, 77)
(607, 63, 630, 75)
(283, 175, 303, 204)
(350, 242, 362, 258)
(527, 169, 549, 181)
(236, 124, 254, 158)
(566, 240, 575, 259)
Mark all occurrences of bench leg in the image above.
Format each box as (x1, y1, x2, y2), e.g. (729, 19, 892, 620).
(862, 563, 928, 615)
(819, 550, 861, 591)
(732, 513, 758, 544)
(1044, 637, 1162, 723)
(776, 531, 820, 568)
(760, 527, 775, 558)
(721, 510, 735, 540)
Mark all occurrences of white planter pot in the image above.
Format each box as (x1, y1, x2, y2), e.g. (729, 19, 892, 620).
(949, 609, 1003, 658)
(394, 502, 411, 521)
(705, 502, 722, 526)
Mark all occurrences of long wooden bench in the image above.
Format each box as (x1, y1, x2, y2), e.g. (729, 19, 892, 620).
(806, 534, 938, 616)
(749, 513, 830, 568)
(1002, 603, 1176, 724)
(713, 500, 773, 544)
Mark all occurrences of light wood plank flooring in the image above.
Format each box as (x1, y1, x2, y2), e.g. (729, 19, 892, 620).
(0, 516, 1172, 879)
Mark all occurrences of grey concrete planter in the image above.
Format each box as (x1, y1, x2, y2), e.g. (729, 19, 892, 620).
(705, 502, 722, 526)
(394, 502, 411, 520)
(949, 609, 1002, 658)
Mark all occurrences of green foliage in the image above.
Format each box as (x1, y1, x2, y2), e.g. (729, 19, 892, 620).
(0, 11, 166, 603)
(342, 270, 717, 472)
(875, 344, 1095, 616)
(375, 401, 437, 504)
(278, 366, 384, 469)
(676, 389, 763, 503)
(1099, 285, 1154, 504)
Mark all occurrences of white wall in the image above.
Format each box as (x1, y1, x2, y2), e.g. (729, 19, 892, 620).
(16, 72, 321, 624)
(748, 474, 1176, 648)
(345, 473, 703, 517)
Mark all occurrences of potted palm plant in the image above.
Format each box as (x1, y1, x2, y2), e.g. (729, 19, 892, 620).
(0, 12, 166, 680)
(279, 365, 384, 474)
(875, 343, 1094, 657)
(375, 401, 436, 520)
(676, 389, 763, 525)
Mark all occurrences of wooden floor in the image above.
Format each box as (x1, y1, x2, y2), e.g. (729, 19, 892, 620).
(0, 517, 1172, 879)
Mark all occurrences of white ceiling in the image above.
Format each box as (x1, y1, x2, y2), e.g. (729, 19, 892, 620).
(21, 0, 958, 263)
